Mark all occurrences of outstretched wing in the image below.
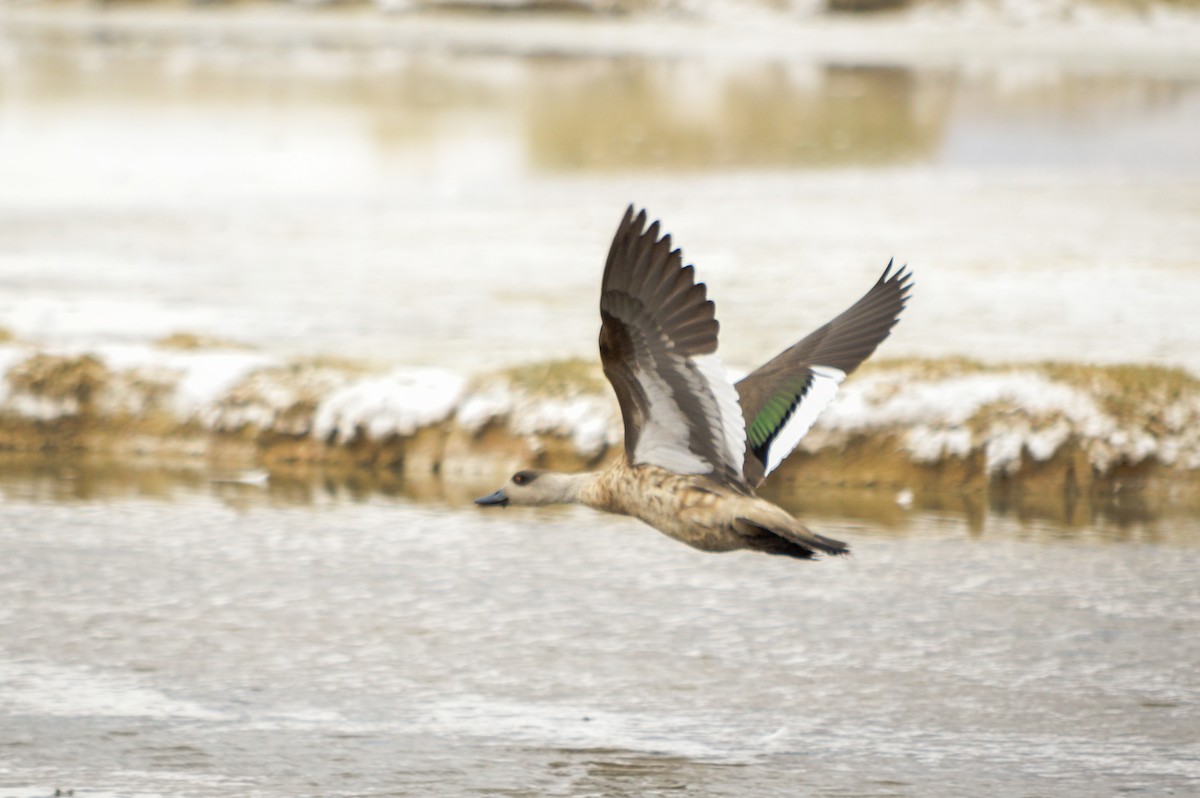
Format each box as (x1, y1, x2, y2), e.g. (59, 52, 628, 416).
(598, 206, 748, 490)
(736, 262, 913, 487)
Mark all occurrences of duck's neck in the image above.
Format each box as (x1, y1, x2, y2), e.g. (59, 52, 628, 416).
(567, 462, 629, 514)
(540, 470, 602, 506)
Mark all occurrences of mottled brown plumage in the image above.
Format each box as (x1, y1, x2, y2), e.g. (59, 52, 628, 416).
(581, 460, 847, 558)
(476, 205, 913, 560)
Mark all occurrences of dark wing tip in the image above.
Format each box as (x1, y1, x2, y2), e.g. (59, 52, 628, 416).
(880, 258, 914, 284)
(879, 259, 915, 309)
(601, 204, 719, 357)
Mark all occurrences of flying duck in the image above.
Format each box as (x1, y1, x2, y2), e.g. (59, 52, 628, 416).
(475, 206, 912, 560)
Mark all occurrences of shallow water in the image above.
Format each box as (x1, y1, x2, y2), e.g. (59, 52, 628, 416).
(1, 473, 1198, 797)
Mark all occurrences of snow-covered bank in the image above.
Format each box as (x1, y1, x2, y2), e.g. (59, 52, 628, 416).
(808, 361, 1200, 473)
(1, 343, 1197, 503)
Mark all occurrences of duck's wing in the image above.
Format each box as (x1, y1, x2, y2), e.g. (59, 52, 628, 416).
(737, 261, 913, 487)
(599, 206, 748, 490)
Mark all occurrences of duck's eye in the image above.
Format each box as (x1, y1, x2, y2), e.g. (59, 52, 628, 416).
(511, 470, 538, 486)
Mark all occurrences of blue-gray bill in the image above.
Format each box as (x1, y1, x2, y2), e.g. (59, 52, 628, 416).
(475, 489, 509, 507)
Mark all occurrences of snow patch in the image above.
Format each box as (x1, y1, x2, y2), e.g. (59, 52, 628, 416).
(817, 368, 1200, 474)
(457, 378, 621, 459)
(508, 395, 620, 459)
(456, 384, 515, 433)
(89, 343, 276, 418)
(206, 365, 349, 434)
(906, 424, 973, 464)
(313, 368, 466, 444)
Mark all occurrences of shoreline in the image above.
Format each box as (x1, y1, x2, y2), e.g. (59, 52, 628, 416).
(2, 344, 1198, 519)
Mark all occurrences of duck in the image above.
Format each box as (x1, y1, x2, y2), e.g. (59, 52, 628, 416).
(475, 206, 912, 560)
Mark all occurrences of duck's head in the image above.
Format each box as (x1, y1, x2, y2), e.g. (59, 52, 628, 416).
(474, 469, 582, 508)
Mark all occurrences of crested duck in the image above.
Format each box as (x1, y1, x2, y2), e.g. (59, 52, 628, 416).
(476, 206, 912, 560)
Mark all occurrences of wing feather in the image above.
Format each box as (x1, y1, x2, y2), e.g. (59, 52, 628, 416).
(737, 262, 913, 486)
(599, 206, 747, 489)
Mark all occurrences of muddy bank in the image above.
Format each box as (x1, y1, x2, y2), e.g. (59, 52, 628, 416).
(2, 344, 1198, 515)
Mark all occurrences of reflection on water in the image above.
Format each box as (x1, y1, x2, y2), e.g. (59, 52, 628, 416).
(2, 455, 1198, 547)
(3, 39, 1199, 174)
(527, 62, 953, 169)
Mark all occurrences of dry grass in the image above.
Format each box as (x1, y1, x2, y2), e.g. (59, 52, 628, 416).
(492, 358, 608, 396)
(1036, 362, 1200, 425)
(6, 353, 109, 407)
(155, 332, 254, 351)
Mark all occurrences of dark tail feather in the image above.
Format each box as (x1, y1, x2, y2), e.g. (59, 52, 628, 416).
(811, 532, 850, 556)
(734, 517, 849, 560)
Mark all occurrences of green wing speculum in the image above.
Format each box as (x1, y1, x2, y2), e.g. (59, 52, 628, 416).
(736, 261, 913, 487)
(746, 377, 812, 461)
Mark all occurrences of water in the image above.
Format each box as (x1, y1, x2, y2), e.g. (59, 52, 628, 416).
(1, 473, 1198, 797)
(1, 26, 1200, 374)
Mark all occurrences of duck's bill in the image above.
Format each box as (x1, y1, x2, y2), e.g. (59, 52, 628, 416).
(474, 489, 509, 507)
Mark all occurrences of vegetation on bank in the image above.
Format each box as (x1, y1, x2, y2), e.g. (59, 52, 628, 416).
(1, 341, 1198, 513)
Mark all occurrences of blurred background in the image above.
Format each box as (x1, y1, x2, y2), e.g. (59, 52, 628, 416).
(3, 0, 1199, 370)
(1, 2, 1199, 797)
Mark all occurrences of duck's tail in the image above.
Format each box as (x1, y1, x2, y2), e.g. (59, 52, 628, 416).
(734, 514, 849, 560)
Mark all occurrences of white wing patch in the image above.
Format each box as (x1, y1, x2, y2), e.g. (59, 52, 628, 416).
(763, 365, 846, 477)
(692, 353, 748, 475)
(631, 366, 710, 474)
(631, 351, 746, 477)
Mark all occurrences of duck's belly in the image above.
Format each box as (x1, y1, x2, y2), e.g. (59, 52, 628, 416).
(634, 505, 747, 552)
(605, 466, 748, 553)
